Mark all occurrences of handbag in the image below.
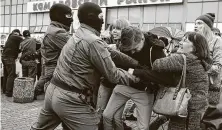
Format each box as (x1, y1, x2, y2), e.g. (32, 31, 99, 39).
(153, 54, 191, 118)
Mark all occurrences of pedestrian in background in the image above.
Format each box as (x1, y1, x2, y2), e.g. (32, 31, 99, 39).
(20, 30, 39, 81)
(1, 29, 23, 97)
(195, 13, 222, 130)
(212, 27, 221, 37)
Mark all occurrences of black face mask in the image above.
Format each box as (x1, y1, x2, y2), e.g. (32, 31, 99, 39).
(84, 13, 104, 32)
(50, 4, 73, 27)
(78, 2, 104, 33)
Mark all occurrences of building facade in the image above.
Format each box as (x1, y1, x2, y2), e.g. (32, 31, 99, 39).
(0, 0, 222, 45)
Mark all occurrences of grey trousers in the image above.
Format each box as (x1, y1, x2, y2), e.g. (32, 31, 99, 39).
(31, 83, 100, 130)
(103, 85, 154, 130)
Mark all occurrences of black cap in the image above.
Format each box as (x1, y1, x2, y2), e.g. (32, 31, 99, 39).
(23, 30, 31, 37)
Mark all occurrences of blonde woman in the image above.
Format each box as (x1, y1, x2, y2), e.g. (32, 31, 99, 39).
(195, 13, 222, 129)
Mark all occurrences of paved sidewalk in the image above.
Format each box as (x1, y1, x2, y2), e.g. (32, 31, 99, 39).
(1, 94, 62, 130)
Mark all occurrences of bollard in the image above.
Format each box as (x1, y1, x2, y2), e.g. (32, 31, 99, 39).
(13, 77, 35, 103)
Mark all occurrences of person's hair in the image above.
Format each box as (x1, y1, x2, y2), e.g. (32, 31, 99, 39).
(199, 22, 214, 43)
(112, 18, 130, 30)
(185, 32, 212, 70)
(119, 26, 143, 51)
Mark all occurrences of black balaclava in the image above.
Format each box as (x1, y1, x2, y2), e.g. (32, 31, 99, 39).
(50, 4, 73, 27)
(78, 2, 104, 33)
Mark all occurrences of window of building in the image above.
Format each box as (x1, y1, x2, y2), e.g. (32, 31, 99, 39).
(23, 4, 27, 13)
(185, 23, 194, 32)
(1, 15, 4, 27)
(156, 5, 169, 23)
(23, 0, 30, 4)
(37, 14, 43, 26)
(131, 23, 140, 28)
(218, 2, 222, 22)
(1, 0, 5, 5)
(41, 26, 48, 32)
(1, 6, 4, 14)
(5, 0, 11, 5)
(22, 27, 28, 32)
(155, 23, 168, 28)
(30, 26, 36, 33)
(168, 23, 182, 30)
(217, 23, 222, 33)
(17, 4, 23, 14)
(18, 0, 23, 4)
(30, 14, 37, 26)
(17, 14, 23, 26)
(12, 0, 17, 5)
(144, 6, 156, 23)
(169, 4, 183, 23)
(202, 2, 218, 18)
(23, 14, 29, 26)
(4, 15, 10, 26)
(107, 8, 118, 24)
(43, 13, 50, 25)
(142, 23, 155, 31)
(129, 7, 141, 24)
(12, 5, 17, 14)
(34, 26, 42, 33)
(5, 6, 10, 14)
(4, 27, 9, 33)
(187, 3, 202, 22)
(0, 27, 4, 33)
(118, 7, 129, 19)
(11, 15, 17, 26)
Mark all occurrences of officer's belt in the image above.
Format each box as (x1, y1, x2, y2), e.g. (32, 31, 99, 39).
(51, 77, 88, 96)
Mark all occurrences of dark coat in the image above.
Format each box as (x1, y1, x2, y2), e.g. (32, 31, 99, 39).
(131, 32, 175, 89)
(2, 34, 23, 59)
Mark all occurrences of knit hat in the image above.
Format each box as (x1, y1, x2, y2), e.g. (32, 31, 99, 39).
(50, 4, 73, 27)
(120, 26, 143, 52)
(78, 2, 103, 32)
(23, 30, 30, 37)
(196, 13, 215, 29)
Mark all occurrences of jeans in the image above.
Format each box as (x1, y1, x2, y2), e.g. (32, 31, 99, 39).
(22, 65, 37, 80)
(96, 83, 114, 114)
(31, 83, 100, 130)
(103, 85, 154, 130)
(2, 57, 16, 95)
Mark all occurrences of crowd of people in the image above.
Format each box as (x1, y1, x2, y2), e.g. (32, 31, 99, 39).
(1, 2, 222, 130)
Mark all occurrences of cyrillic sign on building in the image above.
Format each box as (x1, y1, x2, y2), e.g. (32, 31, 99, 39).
(27, 0, 183, 13)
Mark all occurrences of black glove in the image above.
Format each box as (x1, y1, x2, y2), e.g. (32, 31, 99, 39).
(130, 79, 160, 92)
(130, 80, 149, 91)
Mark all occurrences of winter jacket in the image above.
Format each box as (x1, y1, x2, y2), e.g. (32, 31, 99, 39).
(153, 53, 209, 130)
(207, 36, 222, 105)
(2, 34, 23, 59)
(130, 33, 175, 90)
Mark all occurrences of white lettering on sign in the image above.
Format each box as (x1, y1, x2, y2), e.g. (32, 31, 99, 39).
(27, 0, 183, 13)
